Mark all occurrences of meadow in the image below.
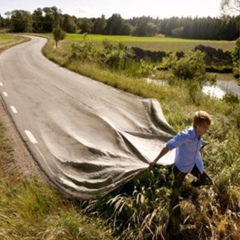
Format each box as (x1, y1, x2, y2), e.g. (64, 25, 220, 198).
(0, 33, 240, 239)
(65, 33, 235, 52)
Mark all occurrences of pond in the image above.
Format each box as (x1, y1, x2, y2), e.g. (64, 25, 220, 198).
(203, 74, 240, 99)
(146, 73, 240, 99)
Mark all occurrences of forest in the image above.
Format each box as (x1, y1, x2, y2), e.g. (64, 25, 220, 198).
(0, 6, 239, 40)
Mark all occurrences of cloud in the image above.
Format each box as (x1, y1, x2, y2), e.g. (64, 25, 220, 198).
(75, 5, 102, 18)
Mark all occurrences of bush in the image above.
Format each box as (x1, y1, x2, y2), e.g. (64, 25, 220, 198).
(232, 38, 240, 79)
(70, 39, 96, 62)
(160, 50, 216, 85)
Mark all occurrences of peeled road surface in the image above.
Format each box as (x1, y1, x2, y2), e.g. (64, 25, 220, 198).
(0, 36, 176, 199)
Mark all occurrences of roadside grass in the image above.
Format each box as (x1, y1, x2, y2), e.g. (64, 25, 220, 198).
(1, 33, 240, 239)
(0, 34, 29, 52)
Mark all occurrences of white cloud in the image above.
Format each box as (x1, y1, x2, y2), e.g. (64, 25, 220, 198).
(75, 5, 102, 18)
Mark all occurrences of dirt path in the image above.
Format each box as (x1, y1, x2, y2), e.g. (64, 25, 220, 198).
(0, 99, 44, 180)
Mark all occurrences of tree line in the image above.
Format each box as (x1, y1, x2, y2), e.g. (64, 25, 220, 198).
(0, 6, 239, 40)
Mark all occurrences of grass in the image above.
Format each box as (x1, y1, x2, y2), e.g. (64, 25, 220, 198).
(1, 33, 240, 239)
(0, 34, 29, 52)
(65, 33, 235, 52)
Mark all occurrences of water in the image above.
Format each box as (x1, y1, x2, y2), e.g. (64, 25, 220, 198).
(203, 79, 240, 99)
(146, 74, 240, 99)
(202, 84, 226, 99)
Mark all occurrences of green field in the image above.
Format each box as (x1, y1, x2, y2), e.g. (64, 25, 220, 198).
(0, 34, 28, 52)
(65, 33, 235, 52)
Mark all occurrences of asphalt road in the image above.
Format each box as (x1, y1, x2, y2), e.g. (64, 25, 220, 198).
(0, 36, 175, 199)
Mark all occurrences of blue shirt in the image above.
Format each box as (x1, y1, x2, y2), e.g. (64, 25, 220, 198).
(167, 127, 204, 173)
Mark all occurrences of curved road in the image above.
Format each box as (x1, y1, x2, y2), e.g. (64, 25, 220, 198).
(0, 36, 175, 199)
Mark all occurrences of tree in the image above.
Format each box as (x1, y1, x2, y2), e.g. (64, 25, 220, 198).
(221, 0, 240, 81)
(42, 6, 62, 32)
(172, 26, 184, 38)
(133, 17, 158, 36)
(32, 8, 44, 32)
(62, 14, 77, 33)
(0, 14, 3, 28)
(92, 15, 106, 34)
(164, 17, 180, 36)
(120, 22, 132, 35)
(221, 0, 240, 15)
(105, 14, 124, 35)
(53, 25, 65, 47)
(232, 37, 240, 79)
(9, 10, 32, 32)
(78, 18, 94, 33)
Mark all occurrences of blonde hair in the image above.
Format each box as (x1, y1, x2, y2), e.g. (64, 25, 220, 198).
(193, 110, 211, 127)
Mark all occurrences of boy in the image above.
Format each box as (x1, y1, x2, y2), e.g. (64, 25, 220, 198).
(152, 110, 213, 189)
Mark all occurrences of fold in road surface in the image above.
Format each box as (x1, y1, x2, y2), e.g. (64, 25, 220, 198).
(0, 36, 176, 199)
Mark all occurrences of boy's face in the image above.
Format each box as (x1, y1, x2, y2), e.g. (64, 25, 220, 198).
(195, 123, 210, 136)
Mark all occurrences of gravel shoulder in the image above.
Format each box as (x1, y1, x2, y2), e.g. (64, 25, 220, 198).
(0, 99, 44, 180)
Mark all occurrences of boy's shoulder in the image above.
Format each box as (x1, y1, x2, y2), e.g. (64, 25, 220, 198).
(179, 126, 194, 135)
(175, 127, 195, 140)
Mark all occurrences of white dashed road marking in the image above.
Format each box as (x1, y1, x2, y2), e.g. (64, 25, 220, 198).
(10, 106, 18, 113)
(25, 130, 38, 144)
(0, 82, 3, 86)
(3, 92, 8, 97)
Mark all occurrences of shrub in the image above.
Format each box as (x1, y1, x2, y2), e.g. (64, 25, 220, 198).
(232, 38, 240, 79)
(70, 39, 96, 62)
(98, 39, 134, 71)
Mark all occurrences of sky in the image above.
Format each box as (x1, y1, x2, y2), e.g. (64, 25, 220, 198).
(0, 0, 222, 19)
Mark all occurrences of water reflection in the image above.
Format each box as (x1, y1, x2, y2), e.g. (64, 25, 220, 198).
(145, 76, 240, 99)
(202, 85, 225, 99)
(204, 80, 240, 99)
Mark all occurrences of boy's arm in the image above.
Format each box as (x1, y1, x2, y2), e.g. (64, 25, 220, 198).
(150, 145, 169, 166)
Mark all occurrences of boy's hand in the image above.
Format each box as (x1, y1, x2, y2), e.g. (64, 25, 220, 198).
(149, 160, 157, 167)
(201, 141, 208, 150)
